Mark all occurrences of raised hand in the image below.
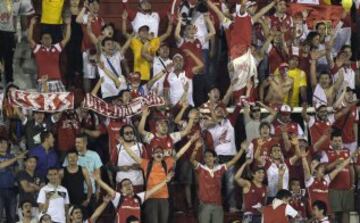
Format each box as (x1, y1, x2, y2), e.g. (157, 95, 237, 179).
(122, 10, 128, 20)
(166, 171, 175, 182)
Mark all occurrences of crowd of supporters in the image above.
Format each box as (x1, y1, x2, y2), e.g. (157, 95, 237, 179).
(0, 0, 360, 223)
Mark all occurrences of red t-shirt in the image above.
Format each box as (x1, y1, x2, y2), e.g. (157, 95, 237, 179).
(243, 182, 267, 214)
(305, 175, 331, 213)
(81, 15, 104, 51)
(112, 192, 144, 223)
(99, 118, 129, 164)
(324, 149, 352, 190)
(195, 163, 227, 205)
(309, 116, 334, 152)
(225, 14, 252, 60)
(178, 38, 203, 78)
(56, 113, 81, 152)
(334, 105, 359, 143)
(262, 203, 289, 223)
(268, 45, 287, 74)
(33, 43, 62, 80)
(289, 195, 307, 220)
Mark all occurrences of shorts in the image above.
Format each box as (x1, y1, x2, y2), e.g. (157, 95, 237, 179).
(38, 80, 66, 92)
(329, 189, 354, 212)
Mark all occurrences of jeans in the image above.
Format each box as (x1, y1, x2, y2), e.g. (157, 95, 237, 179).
(198, 203, 224, 223)
(143, 198, 169, 223)
(0, 31, 15, 83)
(218, 155, 237, 209)
(0, 188, 17, 223)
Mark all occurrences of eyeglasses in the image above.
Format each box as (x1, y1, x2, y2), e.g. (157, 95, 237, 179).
(124, 131, 134, 135)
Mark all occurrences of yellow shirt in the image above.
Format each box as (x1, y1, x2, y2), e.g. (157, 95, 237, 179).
(130, 37, 160, 81)
(41, 0, 64, 25)
(288, 68, 307, 107)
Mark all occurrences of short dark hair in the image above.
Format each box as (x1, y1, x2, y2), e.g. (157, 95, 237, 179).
(69, 205, 83, 216)
(340, 44, 351, 52)
(47, 166, 59, 173)
(275, 189, 292, 200)
(20, 199, 33, 209)
(313, 200, 327, 215)
(75, 133, 88, 141)
(204, 149, 217, 157)
(101, 23, 115, 32)
(119, 178, 132, 190)
(119, 89, 130, 98)
(315, 22, 326, 30)
(0, 136, 8, 143)
(40, 131, 52, 143)
(330, 128, 342, 140)
(67, 150, 78, 156)
(120, 125, 135, 137)
(259, 121, 271, 130)
(101, 37, 113, 47)
(126, 216, 139, 223)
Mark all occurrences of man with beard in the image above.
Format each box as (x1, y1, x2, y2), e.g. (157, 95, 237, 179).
(117, 133, 199, 223)
(113, 125, 145, 193)
(302, 103, 352, 154)
(68, 194, 111, 223)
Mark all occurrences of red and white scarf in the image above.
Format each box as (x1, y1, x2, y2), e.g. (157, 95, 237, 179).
(82, 93, 165, 118)
(8, 89, 74, 112)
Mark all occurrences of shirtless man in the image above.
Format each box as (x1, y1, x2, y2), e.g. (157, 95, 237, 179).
(260, 63, 293, 106)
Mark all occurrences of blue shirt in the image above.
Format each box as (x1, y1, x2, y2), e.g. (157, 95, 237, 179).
(29, 145, 59, 179)
(0, 153, 16, 188)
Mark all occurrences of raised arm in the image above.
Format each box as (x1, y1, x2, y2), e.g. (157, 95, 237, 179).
(204, 13, 216, 42)
(75, 1, 88, 24)
(89, 195, 111, 223)
(175, 133, 199, 160)
(121, 141, 143, 164)
(27, 16, 37, 49)
(120, 35, 132, 55)
(97, 61, 121, 88)
(252, 0, 277, 23)
(91, 77, 104, 96)
(159, 15, 174, 42)
(174, 14, 183, 44)
(60, 16, 72, 47)
(121, 10, 131, 39)
(226, 143, 246, 168)
(301, 104, 310, 123)
(190, 140, 203, 166)
(235, 159, 252, 189)
(206, 0, 226, 23)
(174, 101, 189, 125)
(333, 68, 344, 92)
(144, 172, 174, 200)
(93, 172, 116, 197)
(86, 16, 99, 45)
(300, 150, 311, 182)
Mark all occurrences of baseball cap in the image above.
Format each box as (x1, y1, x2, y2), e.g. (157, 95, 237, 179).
(280, 104, 292, 114)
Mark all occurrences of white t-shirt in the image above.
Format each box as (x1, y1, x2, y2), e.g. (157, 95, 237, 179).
(334, 67, 355, 90)
(112, 191, 145, 208)
(98, 51, 127, 98)
(116, 143, 144, 186)
(37, 184, 70, 223)
(151, 57, 172, 96)
(131, 12, 160, 37)
(166, 71, 194, 106)
(192, 12, 209, 50)
(207, 119, 237, 156)
(265, 162, 289, 197)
